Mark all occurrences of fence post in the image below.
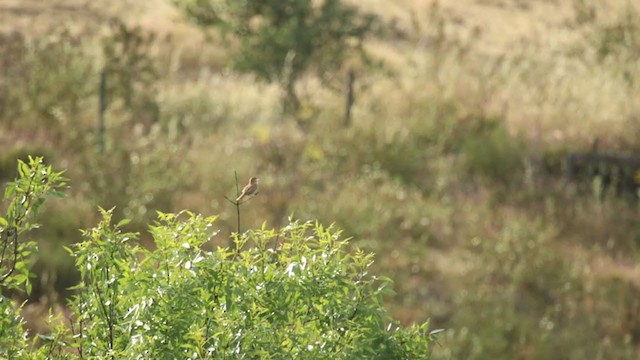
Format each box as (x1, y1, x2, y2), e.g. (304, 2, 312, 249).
(98, 69, 107, 154)
(344, 69, 355, 127)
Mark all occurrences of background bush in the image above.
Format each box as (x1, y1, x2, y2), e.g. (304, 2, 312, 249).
(174, 0, 377, 112)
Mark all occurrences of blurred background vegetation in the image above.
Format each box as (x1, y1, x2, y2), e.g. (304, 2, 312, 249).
(1, 0, 640, 358)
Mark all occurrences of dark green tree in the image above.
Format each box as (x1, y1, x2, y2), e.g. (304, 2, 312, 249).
(175, 0, 376, 113)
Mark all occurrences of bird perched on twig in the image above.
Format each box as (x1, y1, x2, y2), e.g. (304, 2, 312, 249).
(236, 177, 259, 202)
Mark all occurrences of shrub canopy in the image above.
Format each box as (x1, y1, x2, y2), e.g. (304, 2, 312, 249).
(0, 158, 432, 359)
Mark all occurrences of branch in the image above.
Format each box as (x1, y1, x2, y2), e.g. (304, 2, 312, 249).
(0, 227, 18, 282)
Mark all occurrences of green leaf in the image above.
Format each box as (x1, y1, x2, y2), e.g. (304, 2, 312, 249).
(37, 334, 55, 341)
(117, 218, 132, 228)
(25, 278, 32, 295)
(63, 245, 75, 256)
(4, 184, 16, 199)
(49, 190, 66, 198)
(17, 160, 28, 178)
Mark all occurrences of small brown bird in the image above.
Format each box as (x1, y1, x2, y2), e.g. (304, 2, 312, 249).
(236, 177, 259, 202)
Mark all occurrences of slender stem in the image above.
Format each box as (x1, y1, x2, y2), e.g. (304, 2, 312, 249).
(0, 229, 9, 269)
(1, 172, 36, 282)
(90, 270, 113, 355)
(235, 171, 241, 236)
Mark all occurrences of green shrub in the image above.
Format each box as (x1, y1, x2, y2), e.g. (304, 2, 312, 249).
(0, 29, 93, 137)
(0, 147, 54, 183)
(78, 122, 192, 228)
(461, 119, 525, 186)
(101, 19, 160, 120)
(0, 157, 66, 358)
(0, 158, 434, 358)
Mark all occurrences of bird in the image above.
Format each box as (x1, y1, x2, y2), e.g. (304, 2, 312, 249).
(236, 177, 259, 202)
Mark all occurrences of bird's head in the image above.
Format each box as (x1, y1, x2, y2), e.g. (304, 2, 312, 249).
(249, 177, 259, 184)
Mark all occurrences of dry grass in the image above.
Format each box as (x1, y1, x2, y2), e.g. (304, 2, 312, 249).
(3, 0, 636, 144)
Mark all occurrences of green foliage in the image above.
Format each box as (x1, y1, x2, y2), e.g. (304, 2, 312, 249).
(0, 158, 432, 358)
(0, 20, 160, 145)
(433, 215, 638, 360)
(447, 219, 573, 358)
(79, 123, 192, 225)
(102, 19, 160, 118)
(64, 20, 180, 227)
(0, 29, 93, 135)
(0, 157, 67, 358)
(593, 4, 640, 62)
(54, 211, 432, 358)
(461, 119, 525, 186)
(0, 148, 55, 183)
(0, 296, 30, 359)
(0, 157, 67, 292)
(174, 0, 376, 111)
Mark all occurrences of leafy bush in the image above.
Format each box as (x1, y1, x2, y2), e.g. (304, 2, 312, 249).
(78, 122, 191, 226)
(0, 159, 434, 358)
(0, 29, 93, 136)
(461, 118, 525, 186)
(101, 19, 160, 125)
(0, 147, 55, 183)
(0, 157, 67, 358)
